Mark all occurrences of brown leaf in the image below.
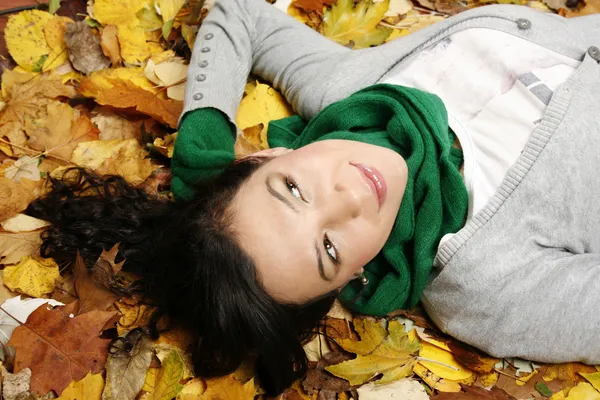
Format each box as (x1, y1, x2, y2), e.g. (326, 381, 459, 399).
(292, 0, 337, 14)
(0, 176, 42, 223)
(64, 21, 111, 75)
(387, 306, 437, 330)
(302, 368, 350, 394)
(100, 25, 122, 67)
(1, 366, 32, 400)
(78, 79, 183, 128)
(73, 250, 120, 316)
(26, 101, 99, 160)
(0, 231, 42, 266)
(103, 329, 153, 400)
(8, 301, 118, 396)
(432, 384, 516, 400)
(446, 341, 500, 374)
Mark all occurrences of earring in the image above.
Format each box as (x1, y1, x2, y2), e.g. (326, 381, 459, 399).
(359, 274, 369, 286)
(350, 273, 369, 303)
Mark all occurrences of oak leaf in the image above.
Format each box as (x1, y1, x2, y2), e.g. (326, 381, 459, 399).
(3, 256, 60, 298)
(102, 329, 153, 400)
(8, 300, 118, 395)
(321, 0, 392, 48)
(56, 372, 104, 400)
(78, 79, 182, 128)
(64, 21, 111, 75)
(70, 138, 158, 185)
(202, 375, 255, 400)
(325, 319, 420, 385)
(4, 10, 53, 72)
(0, 231, 42, 266)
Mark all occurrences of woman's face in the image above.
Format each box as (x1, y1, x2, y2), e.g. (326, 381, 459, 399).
(231, 139, 408, 303)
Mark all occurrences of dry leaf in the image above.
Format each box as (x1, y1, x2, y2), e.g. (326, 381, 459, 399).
(432, 384, 517, 399)
(325, 319, 419, 386)
(413, 363, 462, 393)
(177, 379, 206, 399)
(564, 382, 600, 399)
(4, 10, 53, 72)
(302, 368, 350, 394)
(117, 22, 164, 64)
(152, 132, 177, 158)
(0, 231, 42, 266)
(153, 343, 194, 380)
(321, 0, 392, 48)
(43, 16, 74, 71)
(202, 375, 255, 400)
(3, 256, 60, 298)
(143, 350, 185, 400)
(65, 21, 111, 75)
(114, 301, 155, 336)
(419, 341, 474, 381)
(102, 329, 153, 400)
(8, 300, 118, 395)
(292, 0, 337, 14)
(1, 366, 32, 400)
(357, 378, 428, 400)
(0, 296, 63, 345)
(92, 109, 142, 140)
(73, 249, 122, 315)
(70, 138, 157, 185)
(446, 341, 500, 374)
(56, 372, 104, 400)
(1, 214, 49, 233)
(78, 67, 158, 96)
(580, 372, 600, 393)
(100, 25, 122, 66)
(384, 0, 413, 16)
(0, 175, 42, 223)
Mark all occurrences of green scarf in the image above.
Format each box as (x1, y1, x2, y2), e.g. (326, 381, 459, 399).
(172, 84, 468, 315)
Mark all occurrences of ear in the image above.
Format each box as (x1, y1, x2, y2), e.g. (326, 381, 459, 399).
(235, 147, 293, 164)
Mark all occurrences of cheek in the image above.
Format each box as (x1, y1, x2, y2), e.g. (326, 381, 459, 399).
(341, 225, 387, 270)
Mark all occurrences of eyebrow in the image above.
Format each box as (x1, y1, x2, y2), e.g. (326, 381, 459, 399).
(315, 243, 331, 282)
(266, 177, 298, 213)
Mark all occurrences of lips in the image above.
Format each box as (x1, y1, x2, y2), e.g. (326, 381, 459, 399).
(350, 162, 387, 208)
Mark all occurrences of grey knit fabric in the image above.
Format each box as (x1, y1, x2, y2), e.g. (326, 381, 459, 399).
(183, 0, 600, 363)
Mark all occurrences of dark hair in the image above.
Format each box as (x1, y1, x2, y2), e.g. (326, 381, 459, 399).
(26, 164, 337, 395)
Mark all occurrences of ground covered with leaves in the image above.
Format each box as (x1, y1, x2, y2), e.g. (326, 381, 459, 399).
(0, 0, 598, 398)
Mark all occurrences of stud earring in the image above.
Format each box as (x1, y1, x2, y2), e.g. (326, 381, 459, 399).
(359, 274, 369, 286)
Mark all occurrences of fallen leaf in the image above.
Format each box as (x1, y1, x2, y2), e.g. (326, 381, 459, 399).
(2, 156, 41, 184)
(234, 124, 264, 158)
(321, 0, 392, 48)
(93, 0, 149, 26)
(4, 10, 53, 72)
(153, 342, 194, 380)
(325, 319, 420, 385)
(137, 6, 164, 31)
(117, 22, 164, 64)
(157, 0, 186, 37)
(543, 363, 597, 383)
(144, 350, 185, 400)
(1, 366, 32, 400)
(202, 375, 255, 400)
(479, 371, 499, 388)
(3, 256, 60, 298)
(102, 329, 153, 400)
(114, 300, 154, 336)
(100, 25, 122, 66)
(302, 368, 350, 394)
(432, 384, 517, 399)
(0, 231, 42, 266)
(64, 21, 111, 75)
(177, 378, 206, 399)
(564, 382, 600, 399)
(413, 363, 462, 392)
(0, 296, 63, 345)
(536, 381, 554, 397)
(292, 0, 337, 14)
(78, 67, 158, 97)
(446, 341, 500, 374)
(152, 132, 177, 158)
(419, 341, 474, 381)
(43, 15, 73, 71)
(91, 108, 142, 140)
(580, 372, 600, 393)
(70, 138, 158, 185)
(79, 80, 182, 128)
(8, 300, 118, 395)
(73, 250, 121, 315)
(56, 372, 104, 400)
(384, 0, 413, 16)
(357, 378, 428, 400)
(26, 100, 100, 160)
(1, 214, 50, 233)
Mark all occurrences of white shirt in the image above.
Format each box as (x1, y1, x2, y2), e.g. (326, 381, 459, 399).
(381, 28, 580, 218)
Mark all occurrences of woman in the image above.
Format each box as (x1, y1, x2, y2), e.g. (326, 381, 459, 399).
(28, 0, 600, 394)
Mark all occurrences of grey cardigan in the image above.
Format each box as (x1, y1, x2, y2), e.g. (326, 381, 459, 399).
(183, 0, 600, 364)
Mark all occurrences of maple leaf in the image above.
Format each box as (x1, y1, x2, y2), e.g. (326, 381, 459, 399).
(102, 329, 153, 400)
(0, 231, 42, 266)
(73, 246, 123, 316)
(320, 0, 392, 49)
(3, 256, 60, 298)
(8, 300, 119, 395)
(325, 319, 420, 386)
(78, 79, 182, 128)
(70, 138, 158, 185)
(56, 372, 104, 400)
(64, 21, 111, 75)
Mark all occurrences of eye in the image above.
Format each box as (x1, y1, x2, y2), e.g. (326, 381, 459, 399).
(285, 177, 303, 200)
(324, 235, 339, 264)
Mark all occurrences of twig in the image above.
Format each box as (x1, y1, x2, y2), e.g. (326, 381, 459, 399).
(0, 4, 47, 16)
(416, 356, 460, 371)
(494, 368, 530, 382)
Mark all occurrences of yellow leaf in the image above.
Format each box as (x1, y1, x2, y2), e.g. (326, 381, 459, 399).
(565, 382, 600, 400)
(158, 0, 186, 23)
(479, 371, 499, 388)
(551, 389, 568, 400)
(154, 62, 187, 86)
(117, 22, 164, 64)
(516, 369, 538, 386)
(321, 0, 392, 49)
(78, 67, 158, 97)
(0, 175, 42, 223)
(234, 124, 264, 159)
(43, 16, 73, 71)
(325, 320, 419, 386)
(0, 68, 39, 100)
(137, 6, 164, 31)
(0, 231, 42, 265)
(413, 363, 461, 393)
(418, 341, 474, 381)
(181, 24, 198, 49)
(100, 25, 122, 66)
(93, 0, 150, 25)
(114, 301, 155, 336)
(581, 372, 600, 393)
(56, 372, 104, 400)
(153, 343, 194, 380)
(151, 350, 185, 400)
(236, 81, 295, 150)
(91, 108, 142, 141)
(142, 367, 160, 392)
(26, 100, 99, 160)
(71, 138, 158, 185)
(177, 378, 206, 399)
(202, 375, 255, 400)
(5, 10, 53, 72)
(3, 256, 60, 297)
(153, 132, 178, 158)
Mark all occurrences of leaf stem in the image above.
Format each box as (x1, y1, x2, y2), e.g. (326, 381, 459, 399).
(416, 356, 460, 371)
(0, 4, 47, 16)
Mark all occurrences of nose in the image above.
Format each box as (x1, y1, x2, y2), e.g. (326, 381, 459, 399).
(325, 182, 363, 223)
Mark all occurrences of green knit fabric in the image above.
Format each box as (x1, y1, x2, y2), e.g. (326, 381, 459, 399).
(172, 84, 468, 315)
